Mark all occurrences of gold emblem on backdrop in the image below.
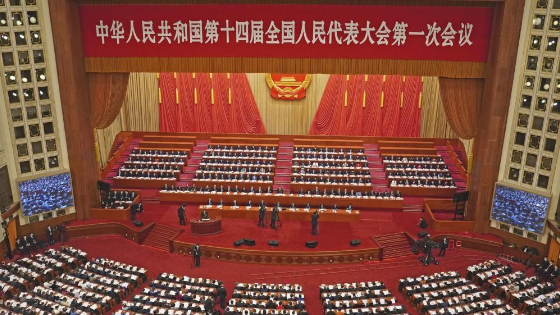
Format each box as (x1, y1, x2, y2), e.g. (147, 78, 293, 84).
(265, 74, 311, 100)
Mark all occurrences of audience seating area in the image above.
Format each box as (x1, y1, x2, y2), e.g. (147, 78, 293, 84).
(321, 281, 406, 315)
(116, 272, 222, 315)
(225, 282, 307, 315)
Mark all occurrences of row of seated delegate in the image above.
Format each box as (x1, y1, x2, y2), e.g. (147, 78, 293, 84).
(115, 170, 178, 180)
(225, 282, 307, 315)
(195, 173, 273, 182)
(293, 153, 367, 162)
(204, 151, 277, 159)
(293, 147, 364, 154)
(293, 161, 369, 170)
(293, 168, 370, 177)
(100, 190, 139, 209)
(130, 149, 189, 158)
(198, 165, 275, 176)
(320, 281, 406, 315)
(382, 156, 445, 164)
(400, 268, 515, 315)
(208, 144, 277, 152)
(162, 185, 403, 201)
(201, 159, 276, 167)
(390, 179, 456, 189)
(292, 175, 371, 185)
(125, 155, 186, 165)
(387, 171, 453, 181)
(116, 272, 223, 315)
(205, 200, 358, 212)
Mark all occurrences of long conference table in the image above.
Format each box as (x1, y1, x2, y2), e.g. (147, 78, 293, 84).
(160, 191, 404, 209)
(113, 178, 176, 188)
(199, 205, 360, 222)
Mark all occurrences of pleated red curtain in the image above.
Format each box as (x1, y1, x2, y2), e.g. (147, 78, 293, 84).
(159, 73, 265, 134)
(88, 72, 130, 129)
(309, 75, 423, 137)
(439, 78, 483, 140)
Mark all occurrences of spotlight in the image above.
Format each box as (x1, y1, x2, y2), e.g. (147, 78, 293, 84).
(0, 19, 6, 25)
(544, 84, 550, 90)
(534, 17, 543, 26)
(9, 75, 15, 80)
(21, 77, 27, 83)
(39, 74, 45, 80)
(29, 16, 36, 24)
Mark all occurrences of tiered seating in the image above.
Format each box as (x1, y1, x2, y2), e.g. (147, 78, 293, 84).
(291, 146, 371, 191)
(100, 189, 140, 209)
(0, 247, 90, 313)
(466, 261, 513, 286)
(116, 272, 222, 315)
(383, 155, 455, 189)
(113, 147, 190, 188)
(193, 144, 278, 190)
(320, 281, 406, 315)
(225, 282, 307, 315)
(400, 270, 512, 315)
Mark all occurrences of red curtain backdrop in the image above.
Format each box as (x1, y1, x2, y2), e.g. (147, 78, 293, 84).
(159, 73, 265, 134)
(309, 75, 422, 137)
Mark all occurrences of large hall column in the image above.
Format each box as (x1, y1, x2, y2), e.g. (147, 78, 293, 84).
(467, 0, 526, 231)
(48, 0, 98, 220)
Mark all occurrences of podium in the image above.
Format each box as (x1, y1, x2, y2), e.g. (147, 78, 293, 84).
(190, 217, 222, 236)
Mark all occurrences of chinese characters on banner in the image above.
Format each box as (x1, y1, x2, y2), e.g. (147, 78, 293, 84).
(79, 5, 494, 62)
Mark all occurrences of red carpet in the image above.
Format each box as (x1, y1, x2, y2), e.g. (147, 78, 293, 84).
(55, 235, 522, 315)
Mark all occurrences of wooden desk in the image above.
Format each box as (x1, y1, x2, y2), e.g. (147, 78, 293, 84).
(210, 136, 279, 144)
(138, 141, 193, 149)
(209, 143, 279, 149)
(190, 218, 222, 235)
(160, 191, 403, 209)
(113, 178, 177, 189)
(291, 182, 373, 192)
(379, 147, 438, 155)
(143, 135, 197, 142)
(378, 140, 434, 148)
(200, 205, 360, 222)
(293, 138, 364, 146)
(391, 186, 456, 197)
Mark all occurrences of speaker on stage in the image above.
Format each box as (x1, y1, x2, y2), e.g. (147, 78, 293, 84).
(244, 239, 256, 246)
(133, 220, 143, 227)
(350, 239, 361, 247)
(305, 241, 318, 248)
(234, 239, 245, 247)
(269, 240, 279, 247)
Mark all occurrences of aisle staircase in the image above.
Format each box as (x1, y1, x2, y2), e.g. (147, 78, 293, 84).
(372, 232, 413, 260)
(364, 144, 389, 190)
(273, 142, 293, 191)
(178, 140, 209, 187)
(141, 224, 183, 251)
(436, 146, 467, 193)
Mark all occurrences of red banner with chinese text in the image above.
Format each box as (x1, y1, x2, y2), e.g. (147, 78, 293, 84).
(79, 4, 494, 62)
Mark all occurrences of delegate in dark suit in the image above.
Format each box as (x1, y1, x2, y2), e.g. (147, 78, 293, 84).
(311, 211, 319, 235)
(178, 204, 186, 226)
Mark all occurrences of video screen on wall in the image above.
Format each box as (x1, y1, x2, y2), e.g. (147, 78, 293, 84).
(490, 183, 550, 234)
(18, 172, 74, 217)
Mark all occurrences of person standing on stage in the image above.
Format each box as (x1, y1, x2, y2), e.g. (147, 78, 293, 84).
(311, 210, 319, 235)
(258, 205, 266, 227)
(178, 204, 186, 226)
(192, 244, 201, 267)
(270, 207, 278, 230)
